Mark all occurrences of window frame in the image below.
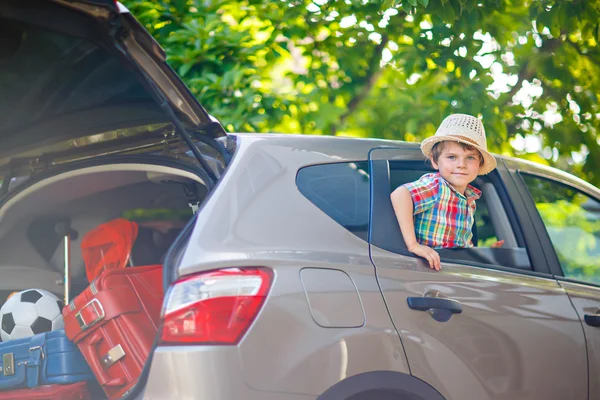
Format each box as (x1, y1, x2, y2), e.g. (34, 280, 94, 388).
(368, 147, 552, 276)
(515, 169, 600, 288)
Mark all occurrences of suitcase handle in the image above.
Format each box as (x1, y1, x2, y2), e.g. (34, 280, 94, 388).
(84, 332, 126, 388)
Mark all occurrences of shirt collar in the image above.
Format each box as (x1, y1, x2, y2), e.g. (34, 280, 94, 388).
(435, 172, 482, 202)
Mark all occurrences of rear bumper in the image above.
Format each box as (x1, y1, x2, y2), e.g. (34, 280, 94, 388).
(143, 345, 315, 400)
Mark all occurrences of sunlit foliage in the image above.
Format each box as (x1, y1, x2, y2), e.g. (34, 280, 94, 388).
(123, 0, 600, 185)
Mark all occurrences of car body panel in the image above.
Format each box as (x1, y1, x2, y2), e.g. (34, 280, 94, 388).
(146, 135, 409, 398)
(144, 346, 314, 400)
(559, 281, 600, 400)
(507, 161, 600, 400)
(371, 245, 587, 400)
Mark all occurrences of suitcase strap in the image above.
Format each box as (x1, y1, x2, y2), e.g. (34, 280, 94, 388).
(0, 333, 47, 390)
(26, 333, 46, 388)
(65, 288, 142, 341)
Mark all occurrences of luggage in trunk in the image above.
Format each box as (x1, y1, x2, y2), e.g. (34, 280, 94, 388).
(62, 266, 163, 399)
(0, 330, 93, 391)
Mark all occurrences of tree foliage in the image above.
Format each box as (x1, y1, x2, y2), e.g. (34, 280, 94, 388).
(123, 0, 600, 185)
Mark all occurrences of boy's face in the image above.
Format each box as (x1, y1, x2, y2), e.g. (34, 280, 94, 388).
(431, 141, 481, 194)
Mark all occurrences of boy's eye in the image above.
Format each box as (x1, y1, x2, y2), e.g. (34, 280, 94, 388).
(467, 156, 476, 160)
(447, 155, 456, 160)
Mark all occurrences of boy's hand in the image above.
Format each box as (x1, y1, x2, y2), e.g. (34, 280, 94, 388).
(408, 244, 441, 270)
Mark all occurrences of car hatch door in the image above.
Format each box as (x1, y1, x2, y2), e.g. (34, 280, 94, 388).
(0, 0, 224, 156)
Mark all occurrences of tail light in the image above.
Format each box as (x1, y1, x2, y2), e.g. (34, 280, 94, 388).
(159, 268, 273, 345)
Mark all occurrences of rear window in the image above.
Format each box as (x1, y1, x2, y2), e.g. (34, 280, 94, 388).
(296, 162, 370, 241)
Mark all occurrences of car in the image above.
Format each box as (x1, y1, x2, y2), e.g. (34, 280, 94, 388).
(0, 1, 599, 399)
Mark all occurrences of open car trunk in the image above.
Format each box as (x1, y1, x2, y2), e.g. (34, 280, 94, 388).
(0, 1, 231, 396)
(0, 159, 208, 398)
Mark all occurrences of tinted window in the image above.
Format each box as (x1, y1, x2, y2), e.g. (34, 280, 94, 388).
(522, 174, 600, 285)
(297, 162, 369, 241)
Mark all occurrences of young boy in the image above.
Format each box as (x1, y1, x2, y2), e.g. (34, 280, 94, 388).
(390, 113, 497, 270)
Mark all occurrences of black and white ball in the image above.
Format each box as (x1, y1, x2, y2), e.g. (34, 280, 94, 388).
(0, 289, 65, 341)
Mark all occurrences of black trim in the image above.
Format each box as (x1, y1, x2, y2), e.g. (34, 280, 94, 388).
(317, 371, 445, 400)
(515, 169, 600, 280)
(368, 156, 539, 274)
(407, 297, 462, 313)
(163, 213, 198, 288)
(507, 168, 564, 276)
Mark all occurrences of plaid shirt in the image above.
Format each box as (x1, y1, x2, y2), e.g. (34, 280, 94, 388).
(402, 172, 481, 249)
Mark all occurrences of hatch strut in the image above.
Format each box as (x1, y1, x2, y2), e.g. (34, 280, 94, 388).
(130, 60, 222, 185)
(156, 100, 219, 184)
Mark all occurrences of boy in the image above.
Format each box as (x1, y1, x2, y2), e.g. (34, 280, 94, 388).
(390, 113, 497, 270)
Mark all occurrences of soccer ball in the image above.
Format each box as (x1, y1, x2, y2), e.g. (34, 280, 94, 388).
(0, 289, 65, 341)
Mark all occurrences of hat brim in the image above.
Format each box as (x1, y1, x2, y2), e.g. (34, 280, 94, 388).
(421, 135, 497, 175)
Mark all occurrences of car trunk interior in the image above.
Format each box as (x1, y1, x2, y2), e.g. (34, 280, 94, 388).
(0, 161, 208, 396)
(0, 163, 206, 300)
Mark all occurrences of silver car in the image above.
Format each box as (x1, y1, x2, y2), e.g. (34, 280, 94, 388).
(1, 1, 599, 400)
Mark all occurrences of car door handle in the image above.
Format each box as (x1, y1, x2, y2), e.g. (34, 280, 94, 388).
(584, 314, 600, 327)
(407, 297, 463, 314)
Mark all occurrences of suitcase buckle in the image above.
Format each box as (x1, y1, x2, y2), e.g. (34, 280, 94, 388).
(28, 346, 44, 361)
(2, 353, 14, 376)
(75, 298, 105, 331)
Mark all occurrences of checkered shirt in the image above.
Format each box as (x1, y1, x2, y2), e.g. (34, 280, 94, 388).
(402, 172, 481, 249)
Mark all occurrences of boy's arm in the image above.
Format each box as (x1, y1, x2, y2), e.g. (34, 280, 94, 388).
(390, 186, 441, 270)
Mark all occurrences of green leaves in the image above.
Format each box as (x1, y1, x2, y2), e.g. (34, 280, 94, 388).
(122, 0, 600, 186)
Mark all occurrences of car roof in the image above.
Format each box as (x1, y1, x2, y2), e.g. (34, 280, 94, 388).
(233, 133, 600, 197)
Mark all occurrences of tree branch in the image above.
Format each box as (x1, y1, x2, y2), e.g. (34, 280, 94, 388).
(502, 38, 562, 106)
(504, 60, 532, 103)
(329, 34, 389, 135)
(566, 40, 600, 68)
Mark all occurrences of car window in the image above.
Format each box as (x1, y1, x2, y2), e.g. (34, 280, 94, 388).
(296, 162, 369, 241)
(390, 167, 501, 248)
(521, 173, 600, 285)
(369, 159, 531, 271)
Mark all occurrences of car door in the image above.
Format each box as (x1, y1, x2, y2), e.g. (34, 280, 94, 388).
(513, 164, 600, 400)
(368, 147, 587, 400)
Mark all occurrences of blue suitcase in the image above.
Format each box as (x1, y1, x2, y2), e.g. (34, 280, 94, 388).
(0, 330, 93, 390)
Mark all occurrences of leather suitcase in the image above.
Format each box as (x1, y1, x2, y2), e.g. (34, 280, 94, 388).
(62, 265, 163, 399)
(0, 381, 91, 399)
(0, 330, 93, 391)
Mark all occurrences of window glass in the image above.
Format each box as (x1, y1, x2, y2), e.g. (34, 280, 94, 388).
(297, 162, 369, 241)
(368, 160, 530, 270)
(390, 167, 499, 248)
(522, 174, 600, 285)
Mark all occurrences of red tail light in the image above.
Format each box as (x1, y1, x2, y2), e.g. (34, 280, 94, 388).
(159, 268, 273, 345)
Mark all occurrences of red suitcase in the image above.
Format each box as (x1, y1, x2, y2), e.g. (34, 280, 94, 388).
(62, 265, 163, 399)
(0, 382, 91, 400)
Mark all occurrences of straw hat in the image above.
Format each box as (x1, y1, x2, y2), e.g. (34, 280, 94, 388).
(420, 113, 497, 175)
